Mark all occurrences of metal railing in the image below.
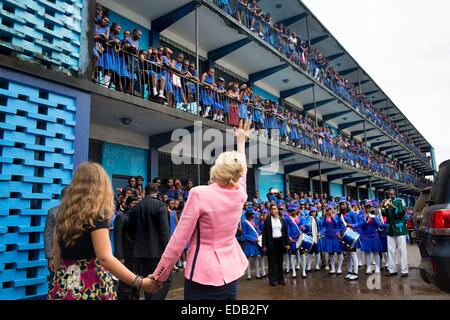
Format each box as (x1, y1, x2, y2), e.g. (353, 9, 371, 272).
(93, 42, 431, 189)
(212, 0, 430, 166)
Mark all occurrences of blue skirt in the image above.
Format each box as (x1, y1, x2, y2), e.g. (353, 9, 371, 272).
(200, 87, 214, 106)
(378, 231, 388, 252)
(321, 237, 343, 254)
(253, 110, 263, 123)
(213, 102, 224, 111)
(289, 126, 298, 140)
(265, 115, 277, 129)
(238, 103, 248, 119)
(360, 235, 383, 253)
(279, 122, 287, 137)
(243, 241, 261, 257)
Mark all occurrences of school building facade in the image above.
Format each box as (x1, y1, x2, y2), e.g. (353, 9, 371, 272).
(0, 0, 436, 299)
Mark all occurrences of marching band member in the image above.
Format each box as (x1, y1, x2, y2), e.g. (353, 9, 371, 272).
(305, 207, 322, 272)
(381, 189, 409, 277)
(356, 202, 366, 267)
(338, 199, 360, 281)
(242, 211, 263, 280)
(360, 200, 383, 274)
(286, 204, 302, 278)
(321, 204, 344, 275)
(373, 199, 389, 270)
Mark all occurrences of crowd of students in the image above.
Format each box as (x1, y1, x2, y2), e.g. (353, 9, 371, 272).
(214, 0, 429, 164)
(238, 188, 412, 284)
(92, 5, 431, 189)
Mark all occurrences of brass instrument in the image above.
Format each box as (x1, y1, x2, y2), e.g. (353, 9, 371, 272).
(381, 198, 393, 209)
(365, 208, 378, 223)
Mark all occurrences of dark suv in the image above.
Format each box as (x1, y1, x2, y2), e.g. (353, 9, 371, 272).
(415, 160, 450, 292)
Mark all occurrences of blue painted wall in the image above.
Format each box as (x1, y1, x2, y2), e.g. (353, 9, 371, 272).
(0, 0, 82, 72)
(108, 10, 150, 50)
(257, 169, 284, 200)
(0, 68, 90, 299)
(253, 86, 279, 103)
(329, 182, 343, 198)
(101, 142, 148, 190)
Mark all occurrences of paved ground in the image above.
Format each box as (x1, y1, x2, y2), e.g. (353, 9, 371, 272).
(165, 244, 450, 300)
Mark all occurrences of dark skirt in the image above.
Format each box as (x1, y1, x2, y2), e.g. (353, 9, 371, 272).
(48, 258, 117, 300)
(184, 278, 239, 300)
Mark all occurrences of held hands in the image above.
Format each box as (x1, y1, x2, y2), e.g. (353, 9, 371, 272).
(140, 274, 163, 294)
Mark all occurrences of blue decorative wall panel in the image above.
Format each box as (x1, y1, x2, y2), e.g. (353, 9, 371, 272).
(0, 75, 79, 299)
(0, 0, 83, 73)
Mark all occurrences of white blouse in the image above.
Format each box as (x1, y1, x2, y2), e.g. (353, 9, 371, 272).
(271, 216, 282, 238)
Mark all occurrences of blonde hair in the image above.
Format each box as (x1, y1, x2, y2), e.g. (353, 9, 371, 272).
(56, 162, 114, 247)
(210, 151, 245, 186)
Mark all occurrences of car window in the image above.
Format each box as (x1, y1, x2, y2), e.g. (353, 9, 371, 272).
(430, 163, 450, 205)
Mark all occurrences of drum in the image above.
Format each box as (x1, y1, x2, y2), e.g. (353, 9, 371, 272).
(341, 228, 360, 250)
(296, 233, 314, 252)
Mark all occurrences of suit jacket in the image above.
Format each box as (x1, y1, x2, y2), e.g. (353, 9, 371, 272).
(113, 209, 134, 261)
(44, 206, 59, 259)
(262, 215, 289, 251)
(128, 196, 170, 259)
(153, 155, 249, 286)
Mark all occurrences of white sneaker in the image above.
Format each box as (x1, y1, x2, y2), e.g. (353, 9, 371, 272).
(349, 274, 359, 281)
(337, 268, 342, 275)
(345, 274, 352, 279)
(325, 265, 330, 271)
(366, 267, 372, 275)
(158, 93, 166, 100)
(259, 32, 264, 37)
(375, 267, 381, 274)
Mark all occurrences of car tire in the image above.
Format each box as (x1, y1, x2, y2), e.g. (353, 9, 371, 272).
(420, 267, 431, 284)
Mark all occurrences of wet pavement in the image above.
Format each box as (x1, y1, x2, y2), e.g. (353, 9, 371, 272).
(166, 244, 450, 300)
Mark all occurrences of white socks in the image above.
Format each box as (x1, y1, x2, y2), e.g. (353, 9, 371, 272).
(153, 87, 158, 96)
(301, 254, 307, 277)
(337, 254, 343, 274)
(307, 254, 313, 271)
(284, 253, 290, 271)
(329, 254, 335, 273)
(374, 253, 381, 273)
(351, 252, 359, 275)
(366, 253, 373, 273)
(290, 255, 297, 277)
(258, 256, 266, 276)
(347, 254, 353, 274)
(315, 253, 321, 270)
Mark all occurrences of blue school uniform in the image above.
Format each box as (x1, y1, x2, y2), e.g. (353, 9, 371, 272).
(253, 102, 263, 124)
(286, 215, 301, 252)
(161, 56, 173, 93)
(173, 61, 184, 103)
(238, 94, 249, 119)
(169, 210, 177, 235)
(200, 74, 214, 106)
(359, 215, 383, 253)
(93, 25, 108, 67)
(289, 118, 298, 141)
(124, 37, 140, 80)
(279, 114, 287, 137)
(215, 85, 227, 112)
(321, 216, 343, 254)
(103, 34, 120, 73)
(242, 219, 261, 257)
(165, 188, 178, 200)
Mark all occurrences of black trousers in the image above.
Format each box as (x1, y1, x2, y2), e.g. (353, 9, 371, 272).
(135, 258, 172, 300)
(267, 238, 285, 284)
(117, 259, 138, 300)
(184, 279, 239, 300)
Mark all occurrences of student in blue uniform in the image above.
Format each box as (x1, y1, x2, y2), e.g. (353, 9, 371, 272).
(200, 67, 215, 118)
(306, 207, 322, 272)
(373, 199, 388, 270)
(278, 109, 287, 144)
(238, 85, 250, 128)
(356, 202, 366, 267)
(285, 205, 301, 278)
(360, 200, 383, 274)
(321, 204, 344, 275)
(297, 212, 312, 278)
(243, 210, 264, 280)
(337, 198, 360, 281)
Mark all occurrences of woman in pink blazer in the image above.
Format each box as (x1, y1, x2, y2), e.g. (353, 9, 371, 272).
(151, 121, 253, 300)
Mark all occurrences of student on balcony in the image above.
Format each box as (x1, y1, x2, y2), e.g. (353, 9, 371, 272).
(122, 29, 142, 96)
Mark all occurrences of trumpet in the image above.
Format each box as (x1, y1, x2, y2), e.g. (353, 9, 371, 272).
(365, 208, 378, 223)
(381, 198, 393, 209)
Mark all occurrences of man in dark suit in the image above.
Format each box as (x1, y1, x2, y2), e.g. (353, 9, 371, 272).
(128, 183, 171, 300)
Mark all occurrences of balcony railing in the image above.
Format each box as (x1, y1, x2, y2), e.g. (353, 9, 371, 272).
(93, 42, 431, 189)
(211, 0, 430, 166)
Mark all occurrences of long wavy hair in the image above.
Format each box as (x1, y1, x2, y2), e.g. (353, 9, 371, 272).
(56, 162, 114, 247)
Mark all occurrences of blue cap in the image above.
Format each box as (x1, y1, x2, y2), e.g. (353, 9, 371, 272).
(326, 204, 335, 211)
(364, 200, 373, 207)
(287, 204, 296, 212)
(338, 197, 347, 204)
(306, 198, 313, 204)
(277, 202, 285, 209)
(310, 207, 318, 212)
(350, 200, 359, 207)
(300, 199, 306, 205)
(246, 208, 254, 214)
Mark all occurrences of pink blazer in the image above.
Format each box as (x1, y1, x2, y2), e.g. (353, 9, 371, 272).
(153, 161, 248, 286)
